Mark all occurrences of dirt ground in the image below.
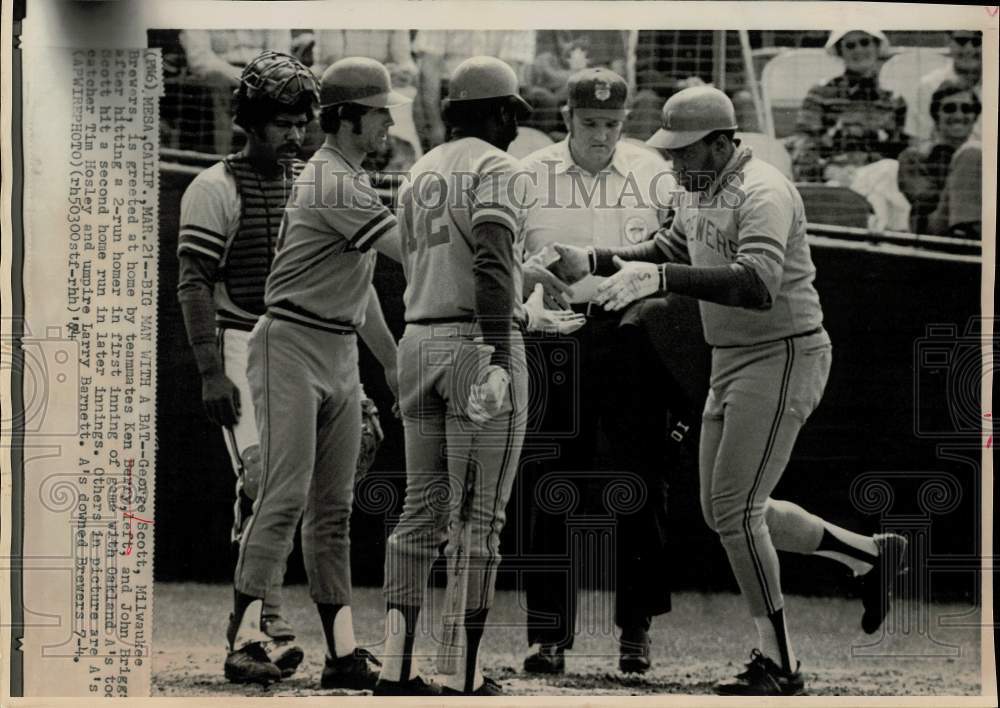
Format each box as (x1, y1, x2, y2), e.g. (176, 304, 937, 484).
(153, 583, 984, 698)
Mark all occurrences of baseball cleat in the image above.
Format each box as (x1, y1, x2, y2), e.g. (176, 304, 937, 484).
(372, 675, 442, 696)
(861, 532, 909, 634)
(261, 613, 296, 641)
(224, 643, 283, 684)
(619, 627, 652, 674)
(269, 640, 305, 679)
(442, 675, 504, 696)
(320, 647, 382, 690)
(225, 599, 282, 684)
(714, 649, 805, 696)
(523, 644, 565, 674)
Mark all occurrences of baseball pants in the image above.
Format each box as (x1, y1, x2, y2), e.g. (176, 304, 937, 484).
(523, 315, 674, 649)
(235, 315, 361, 605)
(218, 326, 286, 612)
(384, 323, 528, 613)
(699, 329, 832, 617)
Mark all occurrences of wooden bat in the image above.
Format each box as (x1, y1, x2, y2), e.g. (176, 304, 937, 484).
(437, 443, 478, 674)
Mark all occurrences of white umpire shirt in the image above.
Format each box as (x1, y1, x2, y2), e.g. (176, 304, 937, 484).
(521, 138, 676, 304)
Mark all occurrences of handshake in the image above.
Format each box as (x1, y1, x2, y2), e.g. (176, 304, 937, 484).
(527, 243, 664, 313)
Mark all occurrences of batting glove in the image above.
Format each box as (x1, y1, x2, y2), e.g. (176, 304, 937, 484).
(467, 366, 511, 425)
(594, 256, 663, 311)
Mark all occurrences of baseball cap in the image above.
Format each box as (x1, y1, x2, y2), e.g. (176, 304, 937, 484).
(567, 68, 628, 112)
(646, 85, 738, 150)
(319, 56, 411, 109)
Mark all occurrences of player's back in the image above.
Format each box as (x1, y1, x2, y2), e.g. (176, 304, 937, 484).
(399, 137, 526, 323)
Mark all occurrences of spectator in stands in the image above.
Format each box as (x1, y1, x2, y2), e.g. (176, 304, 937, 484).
(532, 30, 628, 96)
(905, 31, 982, 143)
(927, 138, 982, 239)
(414, 30, 535, 148)
(897, 81, 981, 234)
(790, 29, 908, 183)
(180, 30, 293, 155)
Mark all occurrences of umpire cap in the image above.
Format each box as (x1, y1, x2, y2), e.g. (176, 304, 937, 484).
(319, 56, 411, 109)
(646, 85, 738, 150)
(447, 56, 532, 118)
(567, 67, 628, 112)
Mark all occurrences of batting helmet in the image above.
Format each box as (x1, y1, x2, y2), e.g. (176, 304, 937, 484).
(319, 56, 411, 109)
(646, 86, 738, 150)
(447, 56, 531, 118)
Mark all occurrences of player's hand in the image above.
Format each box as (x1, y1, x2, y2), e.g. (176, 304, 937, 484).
(361, 397, 385, 445)
(201, 372, 241, 427)
(550, 244, 592, 284)
(523, 252, 573, 310)
(594, 256, 662, 311)
(524, 284, 586, 334)
(467, 366, 511, 425)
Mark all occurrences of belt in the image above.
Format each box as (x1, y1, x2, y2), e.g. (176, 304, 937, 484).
(267, 300, 356, 335)
(407, 315, 527, 333)
(714, 326, 825, 349)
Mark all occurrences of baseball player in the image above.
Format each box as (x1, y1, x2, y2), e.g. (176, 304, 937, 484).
(225, 57, 409, 689)
(518, 68, 685, 675)
(175, 50, 317, 682)
(552, 86, 908, 696)
(373, 56, 583, 698)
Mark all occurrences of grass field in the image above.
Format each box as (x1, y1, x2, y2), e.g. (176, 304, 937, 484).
(152, 582, 983, 697)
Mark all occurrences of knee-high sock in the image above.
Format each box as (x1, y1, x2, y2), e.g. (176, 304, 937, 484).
(753, 608, 796, 672)
(767, 499, 877, 575)
(379, 604, 420, 682)
(318, 603, 357, 658)
(445, 606, 488, 693)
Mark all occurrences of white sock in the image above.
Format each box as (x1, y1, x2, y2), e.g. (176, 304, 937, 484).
(816, 524, 878, 576)
(753, 612, 796, 672)
(378, 608, 415, 682)
(331, 606, 357, 658)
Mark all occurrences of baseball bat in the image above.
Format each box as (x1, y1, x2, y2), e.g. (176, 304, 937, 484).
(437, 443, 478, 674)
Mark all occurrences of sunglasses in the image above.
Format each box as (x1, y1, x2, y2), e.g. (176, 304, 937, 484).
(951, 35, 982, 47)
(940, 102, 978, 115)
(841, 37, 873, 51)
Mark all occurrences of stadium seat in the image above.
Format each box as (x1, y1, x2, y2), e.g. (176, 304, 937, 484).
(879, 47, 951, 129)
(796, 183, 873, 228)
(736, 132, 793, 179)
(760, 49, 844, 138)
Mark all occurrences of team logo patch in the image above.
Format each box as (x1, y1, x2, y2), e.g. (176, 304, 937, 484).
(594, 80, 611, 102)
(624, 216, 647, 244)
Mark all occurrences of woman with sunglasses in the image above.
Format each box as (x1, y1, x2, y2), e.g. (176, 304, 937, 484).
(791, 29, 908, 183)
(897, 80, 982, 234)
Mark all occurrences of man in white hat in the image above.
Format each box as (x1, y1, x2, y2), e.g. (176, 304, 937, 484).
(550, 86, 909, 695)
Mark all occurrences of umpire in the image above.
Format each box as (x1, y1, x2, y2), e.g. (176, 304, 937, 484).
(518, 68, 697, 674)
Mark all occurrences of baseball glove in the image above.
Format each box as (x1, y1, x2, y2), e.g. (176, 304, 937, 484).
(357, 397, 384, 479)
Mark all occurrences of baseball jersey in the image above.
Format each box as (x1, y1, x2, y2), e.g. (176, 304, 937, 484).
(654, 145, 823, 347)
(265, 145, 396, 331)
(398, 137, 527, 323)
(522, 139, 675, 303)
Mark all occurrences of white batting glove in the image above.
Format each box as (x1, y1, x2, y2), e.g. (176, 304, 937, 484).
(524, 284, 586, 334)
(594, 256, 662, 311)
(467, 365, 511, 425)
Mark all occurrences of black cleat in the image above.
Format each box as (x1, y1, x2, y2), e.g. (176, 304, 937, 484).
(270, 641, 305, 679)
(224, 643, 282, 685)
(861, 532, 909, 634)
(714, 650, 805, 696)
(442, 675, 503, 696)
(372, 675, 442, 696)
(523, 644, 565, 674)
(619, 626, 652, 674)
(320, 647, 382, 690)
